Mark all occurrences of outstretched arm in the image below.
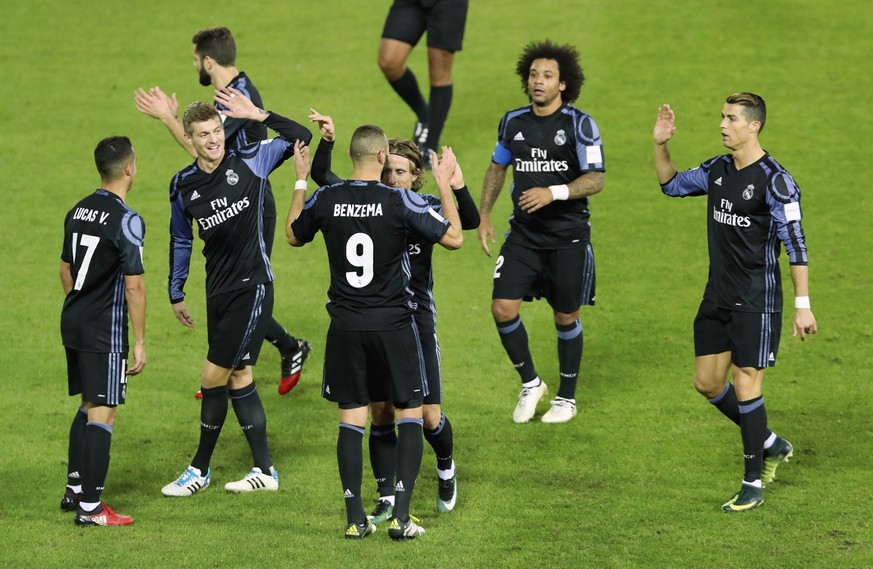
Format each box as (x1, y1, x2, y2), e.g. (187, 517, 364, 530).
(135, 87, 196, 158)
(286, 141, 310, 247)
(653, 104, 679, 184)
(308, 109, 343, 186)
(431, 148, 463, 250)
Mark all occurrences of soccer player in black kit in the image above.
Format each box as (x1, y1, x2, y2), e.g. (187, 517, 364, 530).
(307, 111, 478, 521)
(135, 27, 310, 395)
(478, 40, 605, 424)
(286, 127, 463, 540)
(161, 89, 312, 497)
(653, 93, 818, 512)
(60, 136, 146, 526)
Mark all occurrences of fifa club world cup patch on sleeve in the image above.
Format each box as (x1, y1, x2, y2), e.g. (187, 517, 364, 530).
(586, 145, 602, 165)
(783, 202, 801, 221)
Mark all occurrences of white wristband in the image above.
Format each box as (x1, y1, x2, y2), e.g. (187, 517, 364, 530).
(795, 296, 810, 309)
(294, 180, 307, 191)
(549, 184, 569, 201)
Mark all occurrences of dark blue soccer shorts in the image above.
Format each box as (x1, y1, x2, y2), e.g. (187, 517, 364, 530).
(66, 348, 128, 406)
(693, 298, 782, 368)
(381, 0, 469, 52)
(492, 240, 596, 313)
(206, 283, 274, 369)
(322, 323, 428, 406)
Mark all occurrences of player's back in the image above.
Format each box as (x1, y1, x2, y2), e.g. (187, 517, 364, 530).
(61, 190, 145, 351)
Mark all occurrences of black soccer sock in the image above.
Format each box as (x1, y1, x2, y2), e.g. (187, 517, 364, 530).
(67, 407, 88, 487)
(191, 385, 228, 474)
(424, 84, 453, 152)
(423, 413, 454, 473)
(389, 68, 429, 123)
(230, 382, 272, 473)
(81, 422, 113, 504)
(337, 423, 367, 525)
(708, 382, 773, 438)
(368, 423, 397, 498)
(393, 418, 424, 522)
(264, 317, 298, 354)
(556, 319, 583, 400)
(496, 316, 539, 383)
(739, 396, 768, 483)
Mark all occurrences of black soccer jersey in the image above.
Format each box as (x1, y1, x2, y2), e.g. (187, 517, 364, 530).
(291, 180, 450, 331)
(491, 103, 605, 249)
(61, 189, 145, 352)
(662, 153, 809, 313)
(168, 113, 311, 302)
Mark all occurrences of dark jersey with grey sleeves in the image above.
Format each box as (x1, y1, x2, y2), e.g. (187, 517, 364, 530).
(291, 180, 450, 331)
(491, 103, 605, 249)
(61, 189, 145, 352)
(310, 138, 479, 332)
(168, 112, 312, 302)
(661, 153, 809, 313)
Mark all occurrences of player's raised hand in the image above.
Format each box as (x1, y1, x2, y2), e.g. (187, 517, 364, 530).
(450, 158, 466, 190)
(214, 87, 262, 120)
(308, 109, 335, 142)
(653, 104, 676, 144)
(293, 140, 311, 181)
(431, 146, 457, 189)
(134, 86, 179, 122)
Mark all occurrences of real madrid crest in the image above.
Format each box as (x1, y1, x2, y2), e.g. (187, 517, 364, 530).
(554, 129, 567, 146)
(226, 169, 239, 185)
(742, 184, 754, 200)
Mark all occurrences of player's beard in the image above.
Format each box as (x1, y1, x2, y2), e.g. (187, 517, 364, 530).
(198, 67, 211, 87)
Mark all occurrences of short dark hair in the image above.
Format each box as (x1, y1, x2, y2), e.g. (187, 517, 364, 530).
(726, 92, 767, 133)
(386, 138, 425, 191)
(349, 125, 388, 162)
(516, 39, 585, 104)
(192, 27, 236, 66)
(94, 136, 134, 180)
(182, 102, 222, 134)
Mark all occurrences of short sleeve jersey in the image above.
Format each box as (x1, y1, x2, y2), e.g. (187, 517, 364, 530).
(661, 153, 808, 313)
(61, 190, 145, 352)
(291, 180, 450, 331)
(491, 103, 605, 248)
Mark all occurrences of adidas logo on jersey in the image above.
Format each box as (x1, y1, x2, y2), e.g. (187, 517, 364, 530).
(513, 131, 525, 141)
(191, 190, 201, 200)
(344, 489, 354, 498)
(715, 177, 723, 186)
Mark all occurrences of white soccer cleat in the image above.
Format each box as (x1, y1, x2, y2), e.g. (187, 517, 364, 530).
(541, 398, 577, 423)
(161, 466, 210, 497)
(224, 467, 279, 493)
(512, 381, 548, 423)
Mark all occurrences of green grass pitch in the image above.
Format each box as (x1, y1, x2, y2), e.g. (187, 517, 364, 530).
(0, 0, 871, 567)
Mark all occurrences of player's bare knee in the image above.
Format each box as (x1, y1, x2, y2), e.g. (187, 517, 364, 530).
(693, 375, 723, 398)
(370, 401, 395, 425)
(491, 300, 518, 323)
(422, 405, 441, 430)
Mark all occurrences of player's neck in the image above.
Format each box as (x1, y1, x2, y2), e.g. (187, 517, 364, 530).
(100, 180, 129, 202)
(532, 99, 563, 117)
(197, 151, 225, 174)
(350, 166, 382, 182)
(211, 66, 241, 90)
(731, 141, 765, 170)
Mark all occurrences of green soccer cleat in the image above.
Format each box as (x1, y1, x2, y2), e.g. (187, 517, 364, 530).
(722, 483, 764, 513)
(762, 436, 794, 485)
(345, 520, 377, 540)
(387, 515, 425, 540)
(367, 499, 393, 524)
